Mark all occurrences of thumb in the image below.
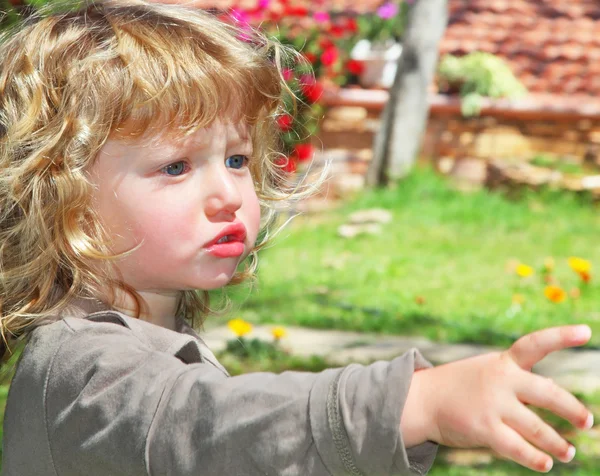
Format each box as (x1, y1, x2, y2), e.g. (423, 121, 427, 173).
(508, 325, 591, 370)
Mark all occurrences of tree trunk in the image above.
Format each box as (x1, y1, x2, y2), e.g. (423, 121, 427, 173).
(366, 0, 449, 187)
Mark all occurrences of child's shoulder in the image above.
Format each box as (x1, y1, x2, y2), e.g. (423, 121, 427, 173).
(21, 310, 228, 380)
(3, 313, 223, 475)
(14, 312, 168, 393)
(26, 310, 207, 366)
(25, 311, 154, 360)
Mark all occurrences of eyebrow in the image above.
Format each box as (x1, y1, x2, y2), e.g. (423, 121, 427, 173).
(182, 136, 253, 150)
(227, 138, 253, 149)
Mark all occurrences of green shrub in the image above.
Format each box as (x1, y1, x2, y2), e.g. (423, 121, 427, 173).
(438, 52, 527, 116)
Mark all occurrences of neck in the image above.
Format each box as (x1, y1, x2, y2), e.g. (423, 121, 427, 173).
(108, 287, 180, 331)
(55, 283, 181, 332)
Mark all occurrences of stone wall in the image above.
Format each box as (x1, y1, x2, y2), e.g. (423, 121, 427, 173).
(314, 104, 600, 166)
(316, 89, 600, 167)
(422, 115, 600, 164)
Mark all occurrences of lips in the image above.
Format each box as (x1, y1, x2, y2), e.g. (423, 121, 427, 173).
(205, 222, 247, 248)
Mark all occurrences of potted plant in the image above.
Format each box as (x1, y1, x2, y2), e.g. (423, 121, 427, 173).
(349, 1, 409, 88)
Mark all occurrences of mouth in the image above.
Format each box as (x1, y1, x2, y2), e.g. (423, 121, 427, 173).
(204, 222, 247, 258)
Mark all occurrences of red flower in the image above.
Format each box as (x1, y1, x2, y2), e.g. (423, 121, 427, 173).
(330, 24, 347, 38)
(283, 6, 308, 16)
(345, 17, 358, 33)
(277, 114, 294, 131)
(275, 156, 297, 174)
(320, 46, 338, 67)
(303, 52, 317, 64)
(267, 11, 282, 21)
(293, 143, 314, 162)
(318, 38, 334, 50)
(346, 59, 364, 75)
(300, 81, 324, 103)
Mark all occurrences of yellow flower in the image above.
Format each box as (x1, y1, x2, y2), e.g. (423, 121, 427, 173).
(512, 294, 525, 305)
(271, 326, 287, 340)
(568, 257, 591, 274)
(227, 318, 253, 337)
(516, 263, 534, 278)
(543, 257, 555, 272)
(544, 285, 567, 303)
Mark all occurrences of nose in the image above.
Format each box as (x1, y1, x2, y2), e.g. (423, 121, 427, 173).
(203, 162, 243, 219)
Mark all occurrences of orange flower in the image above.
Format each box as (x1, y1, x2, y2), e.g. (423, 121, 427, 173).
(579, 270, 592, 283)
(544, 285, 567, 303)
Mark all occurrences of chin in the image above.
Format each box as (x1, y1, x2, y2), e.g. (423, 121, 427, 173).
(193, 272, 236, 290)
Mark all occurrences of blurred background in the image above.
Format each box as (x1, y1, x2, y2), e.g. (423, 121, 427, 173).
(2, 0, 600, 473)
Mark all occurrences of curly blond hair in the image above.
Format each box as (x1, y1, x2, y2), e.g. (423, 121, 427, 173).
(0, 0, 328, 355)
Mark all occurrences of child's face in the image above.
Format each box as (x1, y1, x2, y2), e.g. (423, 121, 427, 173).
(88, 120, 261, 294)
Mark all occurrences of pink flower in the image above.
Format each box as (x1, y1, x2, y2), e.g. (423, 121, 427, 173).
(238, 32, 253, 42)
(258, 0, 270, 8)
(313, 11, 330, 23)
(282, 68, 294, 81)
(377, 2, 399, 19)
(299, 74, 316, 86)
(230, 8, 250, 26)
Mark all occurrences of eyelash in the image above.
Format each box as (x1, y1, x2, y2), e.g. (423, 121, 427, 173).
(160, 155, 251, 177)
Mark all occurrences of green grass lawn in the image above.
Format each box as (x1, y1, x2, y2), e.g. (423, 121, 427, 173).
(217, 165, 600, 347)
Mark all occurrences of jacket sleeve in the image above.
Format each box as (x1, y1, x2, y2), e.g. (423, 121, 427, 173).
(46, 322, 438, 476)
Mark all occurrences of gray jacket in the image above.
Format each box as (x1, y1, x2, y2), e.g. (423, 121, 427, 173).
(2, 310, 438, 475)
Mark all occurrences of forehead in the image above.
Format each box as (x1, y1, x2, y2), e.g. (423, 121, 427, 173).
(116, 120, 253, 151)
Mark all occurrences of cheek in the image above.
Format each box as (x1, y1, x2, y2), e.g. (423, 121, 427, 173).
(243, 187, 261, 243)
(93, 185, 190, 253)
(129, 196, 197, 248)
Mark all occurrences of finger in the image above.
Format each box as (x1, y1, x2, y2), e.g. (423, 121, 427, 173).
(490, 423, 554, 473)
(517, 372, 593, 431)
(503, 404, 576, 464)
(508, 325, 592, 370)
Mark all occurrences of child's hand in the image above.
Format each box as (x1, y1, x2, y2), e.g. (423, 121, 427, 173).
(406, 325, 594, 473)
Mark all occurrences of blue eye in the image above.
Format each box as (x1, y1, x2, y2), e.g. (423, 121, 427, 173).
(162, 161, 187, 176)
(225, 154, 249, 169)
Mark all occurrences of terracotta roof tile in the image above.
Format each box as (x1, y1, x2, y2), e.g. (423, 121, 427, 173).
(194, 0, 600, 98)
(441, 0, 600, 97)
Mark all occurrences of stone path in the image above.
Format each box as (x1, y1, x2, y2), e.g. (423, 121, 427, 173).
(202, 324, 600, 394)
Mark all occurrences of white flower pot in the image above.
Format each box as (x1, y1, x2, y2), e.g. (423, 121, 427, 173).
(350, 39, 402, 88)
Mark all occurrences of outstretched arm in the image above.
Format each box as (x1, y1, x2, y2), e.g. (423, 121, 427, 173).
(400, 324, 594, 473)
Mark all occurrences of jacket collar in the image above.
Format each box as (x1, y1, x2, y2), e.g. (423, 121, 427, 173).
(62, 296, 229, 376)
